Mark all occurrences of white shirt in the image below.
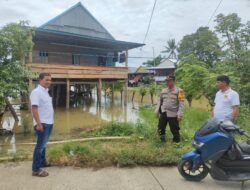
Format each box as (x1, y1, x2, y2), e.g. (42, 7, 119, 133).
(30, 85, 54, 125)
(214, 88, 240, 121)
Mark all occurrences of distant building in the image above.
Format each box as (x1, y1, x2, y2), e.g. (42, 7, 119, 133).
(148, 59, 175, 82)
(128, 66, 153, 86)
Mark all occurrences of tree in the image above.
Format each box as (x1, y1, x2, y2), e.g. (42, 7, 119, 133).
(149, 84, 157, 105)
(178, 27, 221, 66)
(142, 55, 163, 67)
(176, 55, 210, 107)
(215, 13, 250, 107)
(0, 21, 34, 123)
(161, 38, 178, 59)
(139, 85, 147, 103)
(215, 13, 243, 62)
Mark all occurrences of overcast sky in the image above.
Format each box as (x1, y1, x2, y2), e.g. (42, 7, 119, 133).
(1, 0, 250, 67)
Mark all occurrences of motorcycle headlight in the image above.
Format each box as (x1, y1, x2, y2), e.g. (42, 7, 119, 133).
(192, 140, 204, 148)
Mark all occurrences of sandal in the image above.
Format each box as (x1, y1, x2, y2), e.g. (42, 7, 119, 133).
(32, 169, 49, 177)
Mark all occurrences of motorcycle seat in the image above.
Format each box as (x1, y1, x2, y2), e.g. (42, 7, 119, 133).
(239, 142, 250, 154)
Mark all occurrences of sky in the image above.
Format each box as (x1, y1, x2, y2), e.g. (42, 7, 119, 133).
(0, 0, 250, 67)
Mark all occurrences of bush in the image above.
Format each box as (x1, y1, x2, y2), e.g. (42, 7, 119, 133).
(95, 122, 135, 136)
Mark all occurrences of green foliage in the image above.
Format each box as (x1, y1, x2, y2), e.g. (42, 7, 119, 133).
(46, 107, 212, 167)
(139, 85, 147, 103)
(0, 21, 34, 63)
(95, 122, 135, 136)
(215, 13, 243, 60)
(114, 81, 124, 92)
(148, 84, 157, 104)
(178, 27, 221, 66)
(177, 13, 250, 108)
(176, 55, 217, 106)
(0, 21, 35, 111)
(214, 14, 250, 106)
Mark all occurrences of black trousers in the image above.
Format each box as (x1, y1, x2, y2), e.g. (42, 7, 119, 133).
(158, 112, 180, 142)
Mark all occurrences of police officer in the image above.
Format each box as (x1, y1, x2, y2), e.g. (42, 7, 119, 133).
(155, 75, 185, 143)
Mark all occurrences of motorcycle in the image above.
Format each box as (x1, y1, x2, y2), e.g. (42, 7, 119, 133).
(178, 119, 250, 184)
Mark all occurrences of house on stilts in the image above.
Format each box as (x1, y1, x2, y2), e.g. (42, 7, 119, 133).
(27, 2, 144, 108)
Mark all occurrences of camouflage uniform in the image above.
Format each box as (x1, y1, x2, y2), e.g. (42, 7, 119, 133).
(155, 86, 185, 142)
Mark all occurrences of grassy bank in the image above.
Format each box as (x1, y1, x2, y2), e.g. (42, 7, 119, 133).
(47, 107, 210, 167)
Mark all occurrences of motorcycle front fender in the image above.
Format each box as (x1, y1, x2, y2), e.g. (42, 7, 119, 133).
(181, 150, 202, 170)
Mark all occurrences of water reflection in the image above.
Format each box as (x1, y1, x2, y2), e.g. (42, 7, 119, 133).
(0, 93, 142, 156)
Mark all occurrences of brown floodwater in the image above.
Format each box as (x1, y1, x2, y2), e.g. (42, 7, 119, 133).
(0, 91, 154, 156)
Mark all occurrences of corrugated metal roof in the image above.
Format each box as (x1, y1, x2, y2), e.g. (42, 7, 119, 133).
(128, 67, 137, 74)
(36, 2, 144, 50)
(148, 59, 175, 69)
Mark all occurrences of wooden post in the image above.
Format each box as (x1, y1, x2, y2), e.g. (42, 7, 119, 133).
(124, 49, 128, 106)
(98, 79, 102, 107)
(112, 81, 115, 104)
(66, 79, 70, 109)
(56, 85, 61, 106)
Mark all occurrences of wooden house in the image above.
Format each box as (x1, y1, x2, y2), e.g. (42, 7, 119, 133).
(147, 59, 175, 83)
(128, 66, 153, 86)
(27, 2, 144, 108)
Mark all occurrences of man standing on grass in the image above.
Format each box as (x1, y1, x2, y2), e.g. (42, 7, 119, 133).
(30, 73, 54, 177)
(213, 75, 240, 122)
(155, 75, 185, 143)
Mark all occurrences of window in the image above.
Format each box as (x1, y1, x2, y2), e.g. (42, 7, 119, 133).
(72, 54, 80, 65)
(39, 51, 48, 63)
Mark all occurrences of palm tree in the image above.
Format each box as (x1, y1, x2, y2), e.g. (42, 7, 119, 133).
(161, 38, 177, 59)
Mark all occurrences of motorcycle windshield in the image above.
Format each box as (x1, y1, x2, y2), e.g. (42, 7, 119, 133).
(196, 119, 219, 137)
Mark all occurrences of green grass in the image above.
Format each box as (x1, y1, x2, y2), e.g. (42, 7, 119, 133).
(47, 106, 211, 167)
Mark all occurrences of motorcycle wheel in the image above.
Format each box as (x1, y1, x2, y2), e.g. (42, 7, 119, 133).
(178, 159, 209, 181)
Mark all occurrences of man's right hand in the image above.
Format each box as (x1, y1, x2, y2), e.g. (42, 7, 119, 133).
(36, 123, 44, 132)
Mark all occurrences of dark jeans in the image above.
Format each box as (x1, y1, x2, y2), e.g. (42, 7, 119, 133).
(32, 123, 53, 172)
(158, 112, 180, 142)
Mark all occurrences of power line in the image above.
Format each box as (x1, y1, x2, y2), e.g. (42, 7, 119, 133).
(142, 0, 158, 44)
(206, 0, 223, 26)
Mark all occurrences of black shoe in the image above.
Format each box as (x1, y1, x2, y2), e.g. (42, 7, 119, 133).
(173, 137, 180, 143)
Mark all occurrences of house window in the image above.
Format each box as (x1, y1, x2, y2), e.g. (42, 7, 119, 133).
(72, 54, 80, 65)
(39, 51, 48, 63)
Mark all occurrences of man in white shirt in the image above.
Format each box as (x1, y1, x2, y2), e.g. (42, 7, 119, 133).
(213, 75, 240, 122)
(30, 73, 54, 177)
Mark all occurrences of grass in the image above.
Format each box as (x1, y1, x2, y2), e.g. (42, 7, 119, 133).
(5, 103, 248, 167)
(47, 106, 211, 167)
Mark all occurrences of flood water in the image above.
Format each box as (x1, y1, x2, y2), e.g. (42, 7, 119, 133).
(0, 91, 153, 156)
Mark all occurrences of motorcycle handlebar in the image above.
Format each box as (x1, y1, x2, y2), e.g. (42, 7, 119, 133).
(218, 124, 250, 138)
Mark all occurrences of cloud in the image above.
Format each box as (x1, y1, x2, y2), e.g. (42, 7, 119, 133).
(0, 0, 249, 67)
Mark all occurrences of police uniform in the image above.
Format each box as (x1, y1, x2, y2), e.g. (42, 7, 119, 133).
(155, 76, 185, 142)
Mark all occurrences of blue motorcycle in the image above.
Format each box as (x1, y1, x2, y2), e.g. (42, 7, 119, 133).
(178, 119, 250, 182)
